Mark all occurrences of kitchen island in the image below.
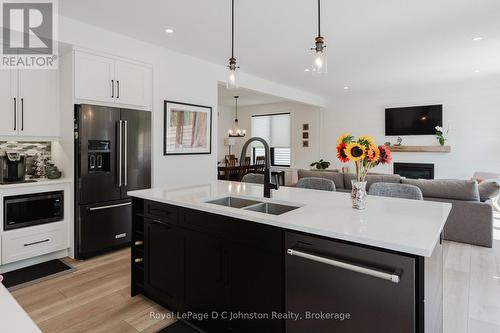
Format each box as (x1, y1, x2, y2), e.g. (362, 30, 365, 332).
(128, 180, 451, 333)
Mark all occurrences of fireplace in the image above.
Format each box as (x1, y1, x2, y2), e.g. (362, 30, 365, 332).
(394, 162, 434, 179)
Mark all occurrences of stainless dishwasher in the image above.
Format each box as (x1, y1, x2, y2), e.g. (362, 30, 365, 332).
(285, 232, 418, 333)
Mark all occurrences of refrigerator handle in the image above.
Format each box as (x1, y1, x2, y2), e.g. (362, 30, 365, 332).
(118, 120, 123, 187)
(123, 120, 128, 187)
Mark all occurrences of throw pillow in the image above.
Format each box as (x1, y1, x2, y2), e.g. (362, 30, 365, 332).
(478, 180, 500, 202)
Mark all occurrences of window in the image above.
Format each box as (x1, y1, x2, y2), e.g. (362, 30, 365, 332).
(251, 113, 291, 167)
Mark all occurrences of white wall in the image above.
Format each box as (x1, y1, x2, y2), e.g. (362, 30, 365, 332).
(217, 105, 236, 160)
(321, 78, 500, 179)
(222, 101, 322, 169)
(57, 16, 325, 187)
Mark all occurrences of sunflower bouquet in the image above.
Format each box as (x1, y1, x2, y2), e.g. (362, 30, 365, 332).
(336, 134, 392, 182)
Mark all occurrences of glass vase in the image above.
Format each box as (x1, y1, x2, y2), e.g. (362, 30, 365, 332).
(351, 180, 367, 210)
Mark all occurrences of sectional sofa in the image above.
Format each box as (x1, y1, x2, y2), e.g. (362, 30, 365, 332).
(297, 169, 499, 248)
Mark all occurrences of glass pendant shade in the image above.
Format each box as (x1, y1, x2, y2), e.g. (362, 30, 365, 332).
(310, 0, 327, 77)
(312, 47, 327, 76)
(227, 67, 239, 89)
(226, 0, 240, 90)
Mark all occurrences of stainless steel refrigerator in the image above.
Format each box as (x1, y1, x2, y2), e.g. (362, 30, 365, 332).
(75, 104, 151, 259)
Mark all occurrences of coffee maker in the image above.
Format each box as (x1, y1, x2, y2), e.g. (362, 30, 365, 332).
(0, 151, 26, 183)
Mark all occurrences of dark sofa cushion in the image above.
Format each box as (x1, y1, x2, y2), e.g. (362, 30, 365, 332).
(297, 169, 344, 189)
(402, 179, 480, 201)
(343, 173, 402, 190)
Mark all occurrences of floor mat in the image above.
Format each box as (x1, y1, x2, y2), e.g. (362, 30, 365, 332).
(157, 321, 204, 333)
(2, 259, 74, 291)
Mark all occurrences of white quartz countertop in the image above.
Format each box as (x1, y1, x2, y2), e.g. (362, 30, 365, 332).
(0, 178, 71, 190)
(0, 284, 41, 333)
(129, 181, 451, 257)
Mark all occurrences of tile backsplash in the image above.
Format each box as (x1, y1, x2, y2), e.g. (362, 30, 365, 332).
(0, 141, 52, 179)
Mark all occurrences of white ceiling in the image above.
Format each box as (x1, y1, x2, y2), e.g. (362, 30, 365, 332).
(218, 85, 288, 107)
(60, 0, 500, 96)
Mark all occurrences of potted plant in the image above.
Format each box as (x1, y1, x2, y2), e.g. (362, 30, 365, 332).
(310, 159, 331, 170)
(336, 134, 392, 209)
(435, 126, 449, 146)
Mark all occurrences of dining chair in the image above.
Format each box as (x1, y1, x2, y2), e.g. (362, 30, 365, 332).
(255, 156, 266, 172)
(241, 173, 265, 184)
(369, 182, 423, 200)
(225, 155, 236, 163)
(237, 156, 252, 181)
(296, 177, 336, 191)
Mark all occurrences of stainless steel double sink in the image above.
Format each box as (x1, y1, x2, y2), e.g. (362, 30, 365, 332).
(205, 196, 300, 215)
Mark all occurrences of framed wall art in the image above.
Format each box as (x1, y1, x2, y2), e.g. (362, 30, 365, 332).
(164, 101, 212, 155)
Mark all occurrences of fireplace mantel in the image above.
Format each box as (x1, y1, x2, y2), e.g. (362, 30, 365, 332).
(388, 145, 451, 153)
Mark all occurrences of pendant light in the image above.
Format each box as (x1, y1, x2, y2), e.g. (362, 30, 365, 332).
(227, 0, 239, 89)
(228, 96, 246, 137)
(311, 0, 327, 76)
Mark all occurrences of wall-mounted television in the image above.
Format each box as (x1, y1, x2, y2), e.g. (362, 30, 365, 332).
(385, 105, 442, 136)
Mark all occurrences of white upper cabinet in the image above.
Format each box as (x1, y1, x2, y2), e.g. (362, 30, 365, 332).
(0, 67, 59, 138)
(18, 69, 59, 137)
(74, 49, 152, 110)
(114, 60, 151, 108)
(74, 51, 115, 104)
(0, 70, 17, 136)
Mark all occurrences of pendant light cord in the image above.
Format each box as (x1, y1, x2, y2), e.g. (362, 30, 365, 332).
(231, 0, 235, 58)
(235, 96, 238, 120)
(317, 0, 321, 37)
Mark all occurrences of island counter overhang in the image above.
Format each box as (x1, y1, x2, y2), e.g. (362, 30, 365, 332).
(128, 180, 451, 257)
(128, 181, 451, 333)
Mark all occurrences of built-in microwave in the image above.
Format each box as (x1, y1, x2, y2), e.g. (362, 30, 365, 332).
(4, 191, 64, 231)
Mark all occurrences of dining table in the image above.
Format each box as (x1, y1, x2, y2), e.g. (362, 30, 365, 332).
(217, 163, 285, 185)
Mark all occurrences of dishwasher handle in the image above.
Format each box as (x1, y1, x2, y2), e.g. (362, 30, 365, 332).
(287, 248, 400, 284)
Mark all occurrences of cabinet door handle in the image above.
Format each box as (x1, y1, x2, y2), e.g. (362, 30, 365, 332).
(111, 80, 114, 98)
(150, 219, 171, 228)
(24, 239, 50, 247)
(149, 207, 173, 216)
(116, 80, 120, 99)
(287, 248, 401, 284)
(88, 202, 131, 211)
(21, 98, 24, 131)
(13, 97, 16, 130)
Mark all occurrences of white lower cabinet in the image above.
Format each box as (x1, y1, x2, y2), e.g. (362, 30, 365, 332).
(2, 222, 68, 265)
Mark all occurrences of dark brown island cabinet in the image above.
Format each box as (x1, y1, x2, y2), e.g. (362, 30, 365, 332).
(131, 198, 443, 333)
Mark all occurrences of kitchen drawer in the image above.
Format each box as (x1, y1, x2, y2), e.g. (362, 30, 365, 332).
(2, 222, 68, 264)
(78, 201, 131, 258)
(182, 209, 282, 253)
(144, 201, 178, 223)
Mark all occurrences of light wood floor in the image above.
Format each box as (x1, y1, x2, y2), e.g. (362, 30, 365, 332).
(444, 237, 500, 333)
(11, 249, 174, 333)
(11, 238, 500, 333)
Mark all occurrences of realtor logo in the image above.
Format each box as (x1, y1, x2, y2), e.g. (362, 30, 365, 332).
(1, 0, 58, 69)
